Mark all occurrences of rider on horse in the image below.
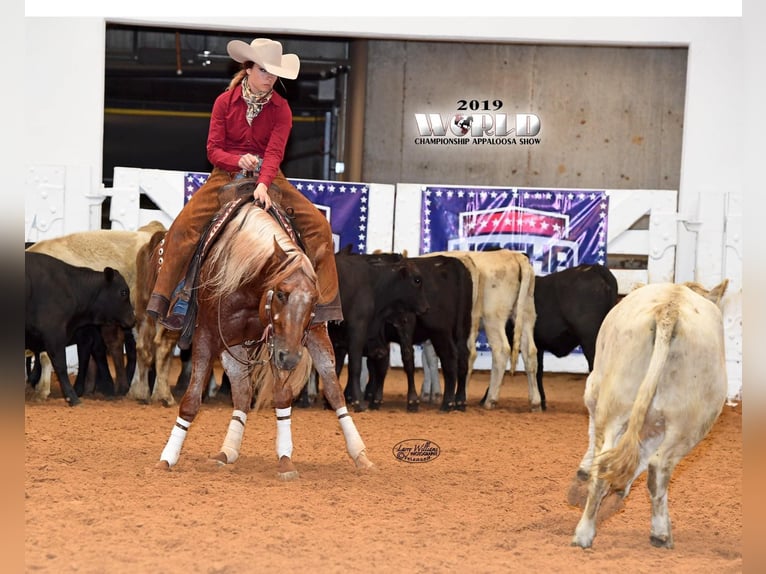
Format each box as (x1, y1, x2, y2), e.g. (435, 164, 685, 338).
(146, 38, 341, 330)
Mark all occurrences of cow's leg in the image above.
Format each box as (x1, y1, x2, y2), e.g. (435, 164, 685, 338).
(34, 352, 53, 401)
(536, 348, 547, 412)
(157, 339, 214, 469)
(420, 340, 440, 404)
(128, 317, 154, 402)
(519, 324, 541, 411)
(100, 324, 127, 395)
(89, 327, 117, 396)
(306, 323, 374, 471)
(571, 469, 610, 548)
(343, 330, 366, 411)
(397, 339, 420, 413)
(365, 353, 389, 410)
(150, 327, 178, 407)
(45, 342, 81, 406)
(426, 337, 456, 412)
(73, 328, 94, 397)
(122, 327, 137, 395)
(210, 347, 253, 465)
(482, 319, 510, 409)
(646, 436, 686, 548)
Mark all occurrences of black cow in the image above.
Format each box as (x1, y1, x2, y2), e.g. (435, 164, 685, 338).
(328, 250, 429, 411)
(25, 252, 136, 406)
(499, 263, 618, 410)
(364, 255, 473, 412)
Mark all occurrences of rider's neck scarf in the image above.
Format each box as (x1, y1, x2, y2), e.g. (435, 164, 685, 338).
(241, 80, 273, 126)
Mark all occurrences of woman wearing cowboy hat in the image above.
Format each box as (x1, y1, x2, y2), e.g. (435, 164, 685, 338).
(146, 38, 342, 330)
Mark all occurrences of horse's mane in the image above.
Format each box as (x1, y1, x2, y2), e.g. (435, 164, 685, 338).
(201, 204, 317, 298)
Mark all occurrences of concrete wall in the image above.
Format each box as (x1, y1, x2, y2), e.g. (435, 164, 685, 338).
(23, 17, 743, 285)
(364, 41, 687, 190)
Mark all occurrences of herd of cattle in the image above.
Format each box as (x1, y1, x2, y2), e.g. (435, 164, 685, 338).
(24, 220, 731, 549)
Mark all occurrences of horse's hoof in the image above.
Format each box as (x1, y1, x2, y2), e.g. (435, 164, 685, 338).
(277, 456, 299, 481)
(354, 450, 376, 472)
(155, 460, 171, 471)
(649, 534, 673, 549)
(209, 452, 228, 465)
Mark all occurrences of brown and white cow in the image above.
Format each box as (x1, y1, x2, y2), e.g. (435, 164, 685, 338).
(127, 228, 181, 407)
(429, 249, 539, 410)
(570, 280, 729, 549)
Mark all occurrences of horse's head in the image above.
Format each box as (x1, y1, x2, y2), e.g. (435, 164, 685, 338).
(260, 239, 319, 371)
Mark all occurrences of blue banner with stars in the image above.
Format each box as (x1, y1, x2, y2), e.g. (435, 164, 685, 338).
(184, 173, 369, 254)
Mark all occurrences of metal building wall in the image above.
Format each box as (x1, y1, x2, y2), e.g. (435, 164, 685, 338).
(362, 40, 687, 190)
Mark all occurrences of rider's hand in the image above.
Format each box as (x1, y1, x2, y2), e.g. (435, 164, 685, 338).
(238, 153, 260, 172)
(253, 182, 272, 210)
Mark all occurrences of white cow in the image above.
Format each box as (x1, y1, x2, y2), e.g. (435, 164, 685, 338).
(429, 249, 539, 410)
(570, 280, 729, 549)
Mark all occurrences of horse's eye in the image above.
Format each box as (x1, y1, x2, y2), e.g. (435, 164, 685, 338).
(276, 291, 287, 303)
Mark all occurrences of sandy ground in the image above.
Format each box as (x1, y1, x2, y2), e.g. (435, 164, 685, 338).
(25, 367, 742, 573)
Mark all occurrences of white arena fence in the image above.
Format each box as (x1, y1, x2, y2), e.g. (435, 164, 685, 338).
(24, 165, 742, 402)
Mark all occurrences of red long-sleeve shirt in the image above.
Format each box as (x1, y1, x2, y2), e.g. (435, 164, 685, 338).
(206, 86, 293, 188)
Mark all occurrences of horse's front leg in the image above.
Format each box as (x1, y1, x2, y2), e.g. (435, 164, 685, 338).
(209, 346, 254, 466)
(272, 371, 300, 481)
(305, 323, 375, 471)
(156, 336, 214, 469)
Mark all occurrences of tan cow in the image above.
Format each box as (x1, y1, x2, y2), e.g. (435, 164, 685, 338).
(25, 222, 166, 399)
(570, 280, 729, 549)
(428, 249, 539, 410)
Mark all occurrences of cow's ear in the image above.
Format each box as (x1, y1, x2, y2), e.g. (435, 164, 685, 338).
(103, 267, 115, 282)
(706, 279, 729, 307)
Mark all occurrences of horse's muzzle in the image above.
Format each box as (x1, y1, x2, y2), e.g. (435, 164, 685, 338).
(275, 348, 303, 371)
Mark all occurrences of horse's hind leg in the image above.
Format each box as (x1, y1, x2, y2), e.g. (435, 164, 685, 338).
(306, 323, 375, 471)
(210, 349, 253, 466)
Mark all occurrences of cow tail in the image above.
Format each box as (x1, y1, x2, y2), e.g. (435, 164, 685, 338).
(510, 260, 534, 375)
(598, 303, 679, 490)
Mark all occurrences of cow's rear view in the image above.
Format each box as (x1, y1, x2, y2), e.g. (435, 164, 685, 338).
(570, 280, 729, 549)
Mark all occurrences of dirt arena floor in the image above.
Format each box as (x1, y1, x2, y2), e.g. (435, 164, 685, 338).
(25, 366, 742, 573)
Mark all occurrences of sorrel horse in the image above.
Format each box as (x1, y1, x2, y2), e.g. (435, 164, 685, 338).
(156, 202, 374, 479)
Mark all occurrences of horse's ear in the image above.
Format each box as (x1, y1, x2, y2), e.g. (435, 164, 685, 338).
(273, 236, 289, 263)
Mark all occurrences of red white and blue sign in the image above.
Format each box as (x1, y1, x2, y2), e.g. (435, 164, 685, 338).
(420, 186, 608, 275)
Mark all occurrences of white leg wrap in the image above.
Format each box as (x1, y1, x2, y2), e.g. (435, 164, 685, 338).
(275, 407, 293, 459)
(219, 409, 247, 464)
(160, 417, 190, 467)
(336, 407, 366, 459)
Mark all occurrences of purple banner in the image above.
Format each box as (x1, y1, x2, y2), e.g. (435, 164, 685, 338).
(421, 186, 608, 275)
(184, 173, 369, 253)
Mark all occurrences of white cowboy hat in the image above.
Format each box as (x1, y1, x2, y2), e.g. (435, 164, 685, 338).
(226, 38, 300, 80)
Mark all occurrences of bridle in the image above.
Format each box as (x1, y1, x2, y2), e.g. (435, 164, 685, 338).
(217, 289, 275, 368)
(217, 288, 314, 369)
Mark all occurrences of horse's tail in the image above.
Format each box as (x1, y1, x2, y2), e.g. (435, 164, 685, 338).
(251, 349, 313, 412)
(597, 302, 679, 490)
